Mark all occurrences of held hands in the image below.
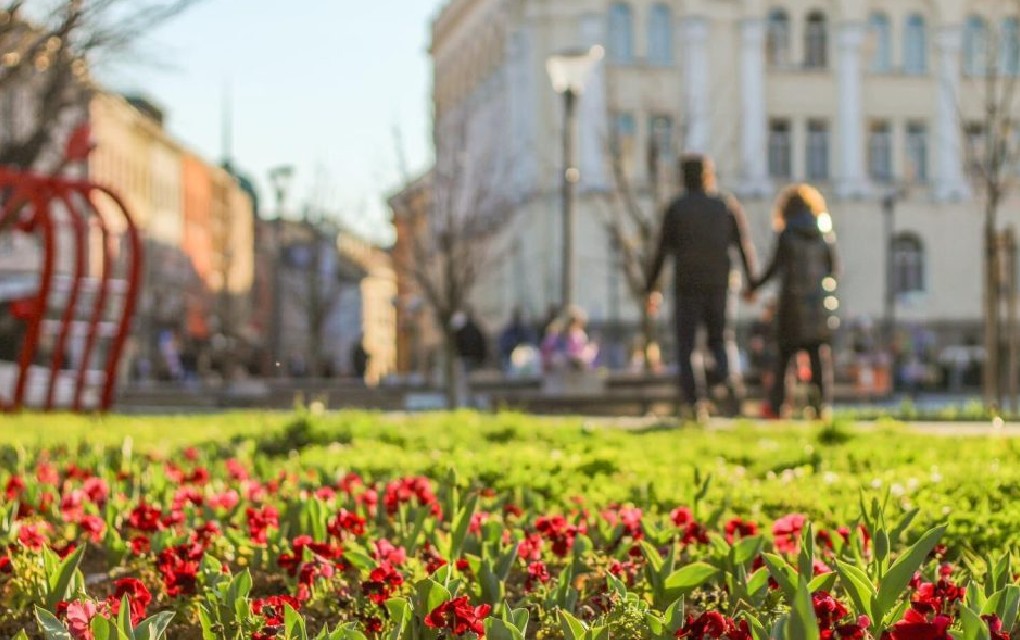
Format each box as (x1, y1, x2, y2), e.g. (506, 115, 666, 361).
(645, 291, 664, 316)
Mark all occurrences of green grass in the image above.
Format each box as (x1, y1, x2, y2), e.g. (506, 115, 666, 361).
(2, 410, 1018, 551)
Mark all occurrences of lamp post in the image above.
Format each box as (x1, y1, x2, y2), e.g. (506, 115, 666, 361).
(882, 193, 896, 356)
(546, 45, 603, 311)
(267, 165, 294, 378)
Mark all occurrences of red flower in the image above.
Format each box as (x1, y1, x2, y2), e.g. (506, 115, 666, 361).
(888, 609, 952, 640)
(60, 490, 86, 523)
(526, 561, 551, 591)
(4, 474, 25, 501)
(247, 505, 279, 544)
(373, 539, 407, 566)
(130, 535, 151, 556)
(82, 478, 109, 506)
(79, 515, 106, 543)
(156, 542, 203, 597)
(517, 533, 543, 561)
(127, 503, 164, 533)
(425, 596, 492, 637)
(911, 578, 964, 616)
(983, 615, 1010, 640)
(362, 562, 405, 605)
(209, 490, 240, 511)
(328, 508, 366, 538)
(724, 518, 758, 544)
(253, 594, 300, 625)
(59, 600, 108, 640)
(670, 506, 694, 527)
(107, 578, 151, 625)
(676, 611, 752, 639)
(812, 591, 849, 629)
(18, 522, 49, 551)
(772, 514, 807, 555)
(535, 515, 580, 557)
(36, 462, 59, 485)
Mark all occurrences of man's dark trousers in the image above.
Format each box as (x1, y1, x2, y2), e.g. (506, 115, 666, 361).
(675, 288, 729, 406)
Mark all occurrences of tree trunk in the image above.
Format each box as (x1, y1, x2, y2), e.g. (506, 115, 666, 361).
(985, 222, 1001, 413)
(442, 330, 458, 409)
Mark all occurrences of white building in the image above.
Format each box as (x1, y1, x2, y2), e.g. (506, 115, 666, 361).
(429, 0, 1020, 356)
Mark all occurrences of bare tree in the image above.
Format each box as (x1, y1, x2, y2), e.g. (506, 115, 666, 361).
(595, 119, 676, 371)
(395, 118, 513, 408)
(0, 0, 199, 171)
(959, 3, 1020, 411)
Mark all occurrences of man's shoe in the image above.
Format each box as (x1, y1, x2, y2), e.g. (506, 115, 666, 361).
(695, 401, 711, 424)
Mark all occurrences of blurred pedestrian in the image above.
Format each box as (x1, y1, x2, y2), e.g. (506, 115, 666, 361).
(748, 184, 839, 420)
(498, 307, 536, 371)
(645, 154, 757, 421)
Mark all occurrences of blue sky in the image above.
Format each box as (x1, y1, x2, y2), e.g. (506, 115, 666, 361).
(106, 0, 445, 242)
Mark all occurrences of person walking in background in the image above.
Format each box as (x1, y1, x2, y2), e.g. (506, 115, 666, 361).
(747, 184, 839, 420)
(498, 307, 536, 371)
(351, 336, 369, 382)
(645, 154, 757, 421)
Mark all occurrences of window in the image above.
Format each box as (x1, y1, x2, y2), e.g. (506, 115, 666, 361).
(806, 119, 829, 180)
(965, 122, 985, 176)
(607, 3, 634, 64)
(768, 119, 792, 179)
(767, 8, 791, 67)
(869, 12, 892, 73)
(903, 14, 928, 75)
(868, 121, 893, 182)
(893, 233, 925, 295)
(906, 122, 929, 182)
(963, 15, 988, 76)
(805, 11, 828, 69)
(1001, 17, 1020, 76)
(611, 112, 637, 161)
(647, 115, 673, 164)
(647, 3, 673, 66)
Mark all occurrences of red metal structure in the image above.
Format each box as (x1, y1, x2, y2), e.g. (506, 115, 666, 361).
(0, 150, 142, 412)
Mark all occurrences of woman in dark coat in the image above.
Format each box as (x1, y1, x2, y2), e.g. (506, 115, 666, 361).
(749, 184, 839, 419)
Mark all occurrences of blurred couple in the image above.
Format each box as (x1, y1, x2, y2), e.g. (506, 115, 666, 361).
(646, 155, 838, 422)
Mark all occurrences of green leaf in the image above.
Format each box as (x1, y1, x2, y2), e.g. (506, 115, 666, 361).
(740, 613, 770, 640)
(663, 562, 719, 598)
(384, 598, 412, 640)
(449, 493, 479, 559)
(876, 525, 946, 623)
(835, 560, 877, 621)
(117, 595, 134, 640)
(507, 607, 529, 633)
(284, 604, 307, 640)
(746, 567, 771, 598)
(808, 570, 837, 594)
(558, 610, 586, 640)
(960, 604, 992, 640)
(35, 607, 72, 640)
(487, 618, 525, 640)
(790, 579, 821, 640)
(45, 544, 86, 611)
(133, 612, 176, 640)
(13, 631, 31, 640)
(415, 579, 452, 616)
(733, 536, 764, 565)
(762, 553, 797, 602)
(197, 606, 216, 640)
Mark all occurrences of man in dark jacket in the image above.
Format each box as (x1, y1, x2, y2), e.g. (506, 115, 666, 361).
(646, 155, 757, 419)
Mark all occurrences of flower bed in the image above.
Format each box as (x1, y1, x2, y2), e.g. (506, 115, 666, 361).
(0, 412, 1015, 639)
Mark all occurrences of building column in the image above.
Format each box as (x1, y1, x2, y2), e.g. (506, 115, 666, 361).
(835, 21, 868, 198)
(740, 18, 770, 196)
(578, 14, 608, 191)
(680, 17, 710, 154)
(934, 25, 969, 201)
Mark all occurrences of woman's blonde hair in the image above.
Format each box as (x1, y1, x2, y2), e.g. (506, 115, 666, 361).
(772, 183, 828, 231)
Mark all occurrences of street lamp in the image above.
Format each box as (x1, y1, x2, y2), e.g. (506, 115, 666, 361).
(882, 192, 896, 356)
(267, 165, 295, 377)
(546, 45, 603, 310)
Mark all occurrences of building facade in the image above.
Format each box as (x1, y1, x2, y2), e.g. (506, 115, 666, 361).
(429, 0, 1020, 362)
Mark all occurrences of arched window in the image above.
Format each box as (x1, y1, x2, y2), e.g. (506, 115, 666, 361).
(767, 8, 791, 66)
(647, 3, 673, 66)
(869, 12, 892, 72)
(607, 3, 634, 64)
(805, 11, 828, 69)
(893, 233, 925, 295)
(1001, 17, 1020, 76)
(903, 13, 928, 75)
(963, 14, 988, 76)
